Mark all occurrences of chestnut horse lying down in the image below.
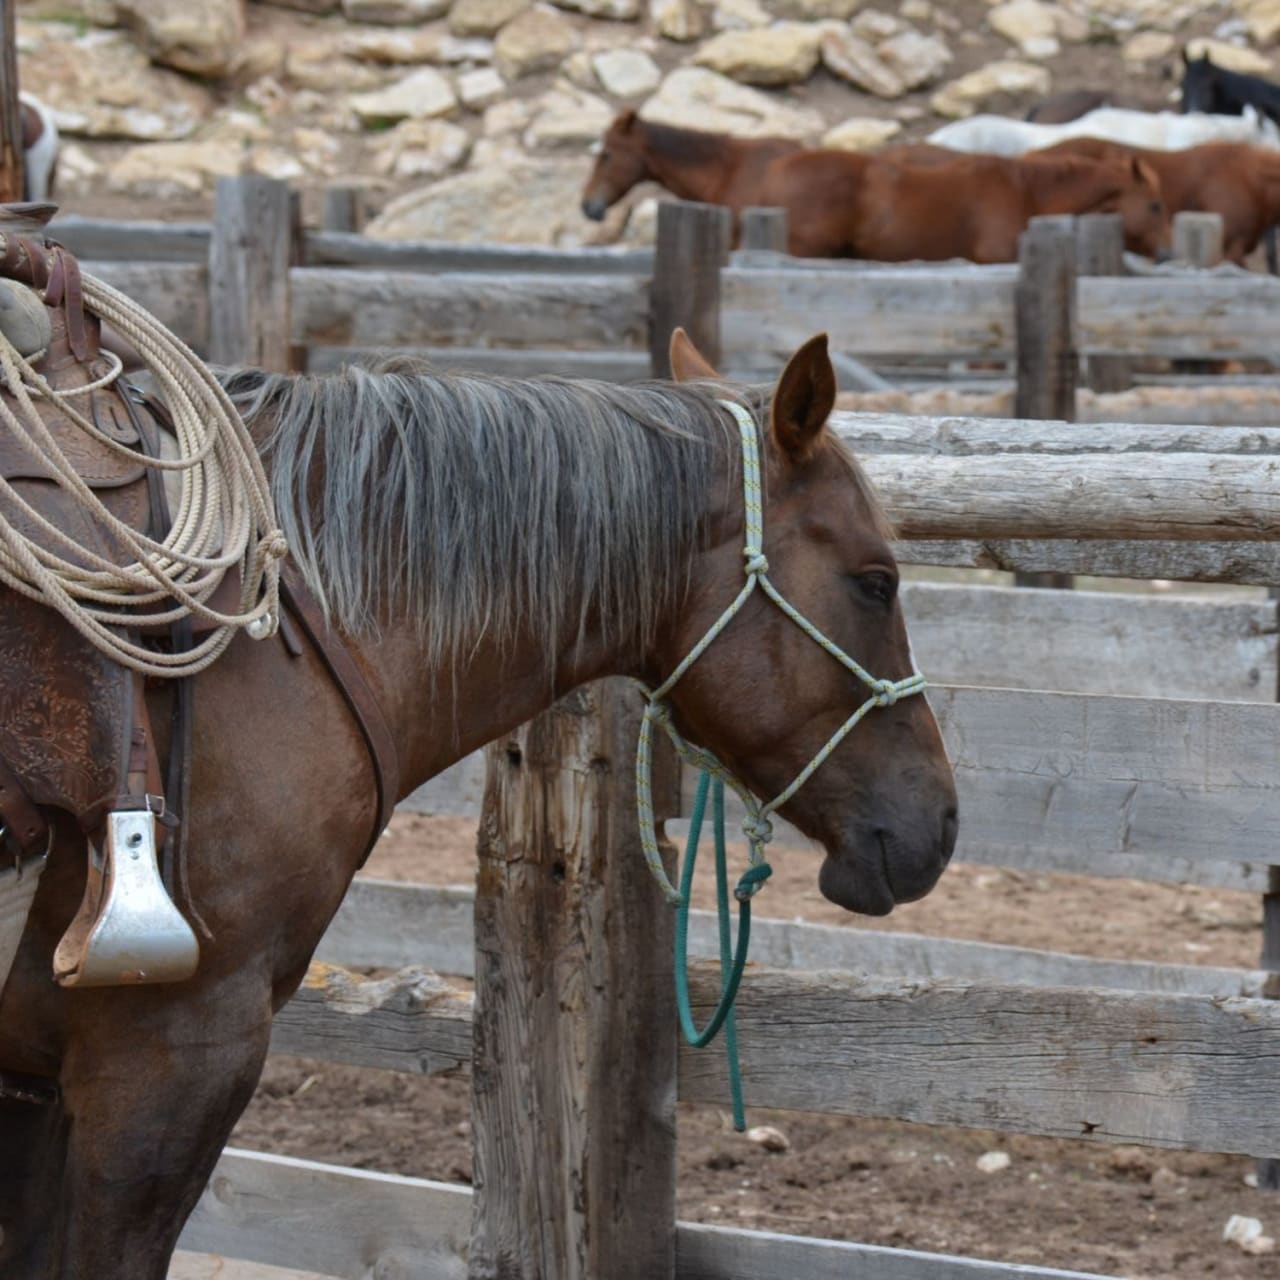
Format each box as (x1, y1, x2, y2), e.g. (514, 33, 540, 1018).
(1039, 137, 1280, 264)
(581, 111, 1171, 262)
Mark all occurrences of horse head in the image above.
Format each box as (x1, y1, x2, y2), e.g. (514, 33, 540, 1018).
(661, 329, 958, 914)
(1088, 155, 1171, 259)
(1180, 47, 1224, 115)
(581, 109, 649, 221)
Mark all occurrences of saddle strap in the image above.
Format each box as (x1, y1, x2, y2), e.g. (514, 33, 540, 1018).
(279, 566, 400, 865)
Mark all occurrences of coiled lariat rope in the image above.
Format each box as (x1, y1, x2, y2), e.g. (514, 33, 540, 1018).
(636, 398, 927, 1130)
(0, 266, 287, 678)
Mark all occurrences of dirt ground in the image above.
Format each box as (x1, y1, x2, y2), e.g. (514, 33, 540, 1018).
(230, 811, 1276, 1280)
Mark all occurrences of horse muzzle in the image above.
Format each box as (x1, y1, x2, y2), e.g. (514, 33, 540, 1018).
(580, 196, 608, 222)
(819, 806, 958, 916)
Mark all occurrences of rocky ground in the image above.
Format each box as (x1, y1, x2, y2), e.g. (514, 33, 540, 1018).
(20, 0, 1280, 245)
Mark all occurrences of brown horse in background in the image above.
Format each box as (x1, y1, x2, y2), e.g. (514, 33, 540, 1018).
(1039, 136, 1280, 263)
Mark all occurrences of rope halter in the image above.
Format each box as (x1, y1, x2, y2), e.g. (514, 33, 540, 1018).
(635, 399, 927, 905)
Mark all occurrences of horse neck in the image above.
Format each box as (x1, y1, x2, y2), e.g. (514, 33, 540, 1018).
(637, 121, 742, 204)
(1024, 158, 1124, 216)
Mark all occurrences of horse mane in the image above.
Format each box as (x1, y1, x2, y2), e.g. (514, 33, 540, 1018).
(219, 359, 750, 670)
(637, 118, 740, 165)
(1185, 55, 1280, 127)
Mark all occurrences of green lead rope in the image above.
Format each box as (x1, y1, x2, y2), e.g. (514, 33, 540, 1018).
(674, 770, 772, 1132)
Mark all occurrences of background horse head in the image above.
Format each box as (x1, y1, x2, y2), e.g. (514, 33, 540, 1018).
(1181, 47, 1280, 128)
(18, 94, 58, 203)
(1, 337, 956, 1277)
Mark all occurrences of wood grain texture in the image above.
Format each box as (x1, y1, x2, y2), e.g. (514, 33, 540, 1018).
(1075, 214, 1130, 394)
(1014, 217, 1076, 423)
(78, 261, 209, 350)
(51, 215, 212, 262)
(650, 199, 729, 377)
(290, 268, 647, 350)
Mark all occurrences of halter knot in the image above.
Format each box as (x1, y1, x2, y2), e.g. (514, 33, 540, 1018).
(741, 814, 773, 847)
(734, 860, 774, 902)
(646, 699, 673, 728)
(873, 681, 901, 707)
(744, 548, 768, 576)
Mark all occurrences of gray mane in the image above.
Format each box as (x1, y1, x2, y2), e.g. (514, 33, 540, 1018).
(219, 358, 745, 672)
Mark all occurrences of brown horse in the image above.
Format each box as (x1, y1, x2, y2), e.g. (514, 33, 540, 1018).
(847, 149, 1172, 262)
(1039, 136, 1280, 263)
(0, 329, 957, 1276)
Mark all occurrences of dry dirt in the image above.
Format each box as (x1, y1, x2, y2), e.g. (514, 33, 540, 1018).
(230, 811, 1277, 1280)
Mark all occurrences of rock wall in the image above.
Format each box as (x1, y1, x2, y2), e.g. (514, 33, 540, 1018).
(14, 0, 1278, 244)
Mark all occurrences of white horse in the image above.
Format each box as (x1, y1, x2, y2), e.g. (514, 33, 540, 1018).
(927, 105, 1280, 155)
(19, 92, 59, 202)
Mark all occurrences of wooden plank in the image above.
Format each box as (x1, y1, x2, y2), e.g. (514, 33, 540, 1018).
(740, 207, 787, 252)
(1079, 276, 1280, 358)
(650, 199, 729, 377)
(179, 1149, 472, 1280)
(209, 175, 292, 370)
(682, 966, 1280, 1156)
(901, 583, 1277, 702)
(305, 345, 649, 382)
(316, 879, 1269, 999)
(862, 452, 1280, 542)
(182, 1150, 1110, 1280)
(78, 261, 209, 350)
(721, 268, 1016, 360)
(0, 1, 22, 203)
(290, 268, 647, 351)
(49, 215, 211, 262)
(470, 681, 678, 1280)
(321, 187, 362, 235)
(1076, 214, 1130, 394)
(303, 230, 653, 274)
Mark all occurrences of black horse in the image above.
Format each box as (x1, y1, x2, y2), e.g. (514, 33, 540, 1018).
(1181, 48, 1280, 271)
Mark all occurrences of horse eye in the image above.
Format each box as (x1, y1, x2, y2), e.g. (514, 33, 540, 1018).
(1150, 201, 1161, 213)
(854, 571, 897, 605)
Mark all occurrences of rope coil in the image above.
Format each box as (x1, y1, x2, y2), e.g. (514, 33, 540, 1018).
(0, 259, 287, 678)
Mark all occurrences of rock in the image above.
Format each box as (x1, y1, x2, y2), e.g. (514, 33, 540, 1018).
(746, 1125, 791, 1152)
(523, 85, 614, 149)
(711, 0, 772, 30)
(483, 97, 536, 134)
(349, 68, 458, 125)
(899, 0, 931, 19)
(1085, 0, 1218, 31)
(1223, 1214, 1276, 1254)
(987, 0, 1055, 53)
(449, 0, 528, 35)
(930, 59, 1050, 118)
(291, 126, 342, 173)
(821, 30, 905, 98)
(458, 66, 508, 109)
(849, 7, 901, 39)
(619, 195, 659, 246)
(1108, 1146, 1155, 1176)
(975, 1150, 1011, 1174)
(877, 30, 952, 90)
(552, 0, 641, 17)
(257, 0, 339, 10)
(200, 110, 273, 145)
(287, 41, 387, 91)
(823, 116, 902, 149)
(560, 49, 599, 88)
(342, 0, 450, 20)
(1185, 37, 1274, 76)
(493, 5, 580, 79)
(642, 66, 824, 137)
(107, 140, 244, 196)
(651, 0, 706, 40)
(366, 157, 591, 245)
(1021, 35, 1059, 59)
(373, 118, 471, 178)
(764, 0, 864, 17)
(251, 147, 307, 181)
(693, 23, 824, 86)
(112, 0, 245, 77)
(1123, 30, 1176, 63)
(1240, 0, 1280, 45)
(593, 47, 661, 96)
(344, 31, 494, 63)
(53, 141, 102, 192)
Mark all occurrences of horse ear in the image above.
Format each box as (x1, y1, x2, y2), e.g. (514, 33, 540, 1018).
(668, 327, 720, 381)
(771, 333, 836, 462)
(1182, 45, 1190, 66)
(617, 108, 638, 134)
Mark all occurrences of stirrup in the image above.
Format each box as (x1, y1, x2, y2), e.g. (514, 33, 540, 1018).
(52, 802, 198, 987)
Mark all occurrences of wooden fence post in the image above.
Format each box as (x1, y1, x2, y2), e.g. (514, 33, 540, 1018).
(1014, 215, 1077, 590)
(1173, 210, 1224, 267)
(740, 206, 787, 253)
(0, 1, 21, 203)
(208, 175, 293, 370)
(649, 199, 730, 378)
(1260, 866, 1280, 1189)
(1076, 213, 1130, 394)
(322, 186, 363, 235)
(470, 679, 679, 1280)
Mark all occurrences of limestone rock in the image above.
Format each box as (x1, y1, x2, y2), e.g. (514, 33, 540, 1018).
(483, 97, 537, 135)
(366, 158, 591, 245)
(552, 0, 641, 18)
(494, 5, 580, 79)
(256, 0, 339, 11)
(593, 47, 661, 96)
(373, 118, 471, 178)
(1083, 0, 1218, 31)
(113, 0, 245, 77)
(822, 116, 902, 149)
(523, 86, 614, 148)
(349, 68, 458, 125)
(458, 66, 508, 109)
(1122, 30, 1175, 63)
(287, 41, 387, 91)
(344, 30, 495, 64)
(763, 0, 863, 17)
(1185, 37, 1274, 76)
(930, 59, 1050, 118)
(449, 0, 528, 35)
(877, 30, 952, 90)
(650, 0, 706, 40)
(1020, 35, 1058, 60)
(1240, 0, 1280, 45)
(987, 0, 1055, 52)
(848, 7, 901, 39)
(107, 140, 244, 197)
(342, 0, 451, 20)
(251, 147, 307, 181)
(711, 0, 772, 30)
(641, 66, 824, 137)
(693, 23, 823, 86)
(821, 29, 905, 97)
(561, 50, 600, 88)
